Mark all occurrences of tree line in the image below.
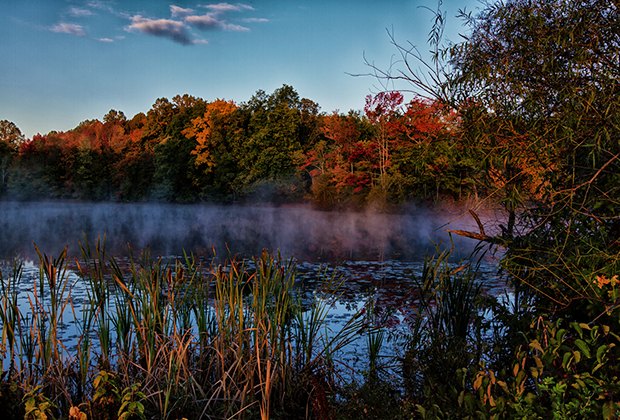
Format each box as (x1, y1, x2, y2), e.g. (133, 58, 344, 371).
(1, 85, 486, 208)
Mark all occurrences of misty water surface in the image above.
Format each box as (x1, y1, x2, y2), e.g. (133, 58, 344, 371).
(0, 200, 492, 261)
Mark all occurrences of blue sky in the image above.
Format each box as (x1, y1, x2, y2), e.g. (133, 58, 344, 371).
(1, 1, 476, 138)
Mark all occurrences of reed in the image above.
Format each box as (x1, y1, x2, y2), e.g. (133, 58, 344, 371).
(0, 242, 373, 418)
(0, 259, 22, 374)
(402, 250, 487, 404)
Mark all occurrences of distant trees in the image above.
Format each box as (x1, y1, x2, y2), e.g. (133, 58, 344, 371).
(0, 120, 24, 192)
(234, 85, 310, 196)
(1, 85, 486, 207)
(183, 99, 240, 198)
(0, 120, 25, 147)
(151, 95, 206, 202)
(364, 90, 404, 184)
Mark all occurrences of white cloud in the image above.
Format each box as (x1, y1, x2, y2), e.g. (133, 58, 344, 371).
(126, 15, 193, 45)
(221, 23, 249, 32)
(50, 22, 86, 36)
(242, 17, 269, 23)
(202, 3, 254, 14)
(116, 3, 258, 45)
(185, 13, 250, 32)
(184, 14, 220, 29)
(170, 5, 195, 18)
(86, 1, 116, 14)
(97, 37, 114, 43)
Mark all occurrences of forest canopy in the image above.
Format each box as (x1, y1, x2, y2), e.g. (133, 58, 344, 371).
(0, 85, 472, 207)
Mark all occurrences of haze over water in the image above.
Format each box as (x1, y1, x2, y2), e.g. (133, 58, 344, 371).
(0, 201, 492, 261)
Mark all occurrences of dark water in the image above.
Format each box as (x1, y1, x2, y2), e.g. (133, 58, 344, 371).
(0, 200, 507, 307)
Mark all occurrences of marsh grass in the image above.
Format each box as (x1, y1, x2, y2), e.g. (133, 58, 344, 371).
(0, 244, 369, 419)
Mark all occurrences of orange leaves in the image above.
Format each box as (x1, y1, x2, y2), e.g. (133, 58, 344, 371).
(364, 91, 404, 124)
(184, 99, 237, 170)
(321, 113, 360, 147)
(401, 98, 453, 143)
(595, 275, 619, 289)
(301, 96, 458, 202)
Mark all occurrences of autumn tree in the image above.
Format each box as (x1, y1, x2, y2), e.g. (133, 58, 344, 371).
(0, 120, 25, 147)
(142, 98, 175, 146)
(449, 0, 620, 313)
(387, 98, 468, 201)
(301, 111, 378, 207)
(184, 99, 238, 171)
(181, 99, 241, 198)
(364, 91, 404, 184)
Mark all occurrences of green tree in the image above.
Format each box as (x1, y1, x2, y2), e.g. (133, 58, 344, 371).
(151, 95, 206, 201)
(234, 85, 309, 199)
(0, 120, 25, 193)
(449, 0, 619, 315)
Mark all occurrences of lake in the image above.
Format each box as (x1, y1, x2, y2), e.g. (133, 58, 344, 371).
(0, 200, 506, 379)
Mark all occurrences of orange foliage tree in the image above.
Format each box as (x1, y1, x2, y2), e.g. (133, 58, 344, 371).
(183, 99, 238, 172)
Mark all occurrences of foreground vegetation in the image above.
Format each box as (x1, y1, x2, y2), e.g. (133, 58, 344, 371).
(1, 243, 376, 419)
(0, 243, 618, 419)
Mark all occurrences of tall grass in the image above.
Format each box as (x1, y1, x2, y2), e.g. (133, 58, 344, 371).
(0, 244, 368, 419)
(401, 249, 489, 409)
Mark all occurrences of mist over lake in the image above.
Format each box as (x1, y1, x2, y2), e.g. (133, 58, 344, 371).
(0, 200, 493, 261)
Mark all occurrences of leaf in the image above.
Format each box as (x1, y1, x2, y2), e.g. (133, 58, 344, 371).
(529, 339, 544, 353)
(575, 378, 586, 389)
(593, 362, 604, 373)
(513, 362, 520, 377)
(556, 328, 567, 342)
(574, 339, 591, 358)
(533, 355, 543, 369)
(473, 373, 484, 391)
(497, 380, 509, 393)
(596, 344, 608, 363)
(602, 400, 617, 420)
(579, 322, 591, 331)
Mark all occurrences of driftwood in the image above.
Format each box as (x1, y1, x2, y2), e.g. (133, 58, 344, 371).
(447, 229, 505, 246)
(447, 209, 506, 246)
